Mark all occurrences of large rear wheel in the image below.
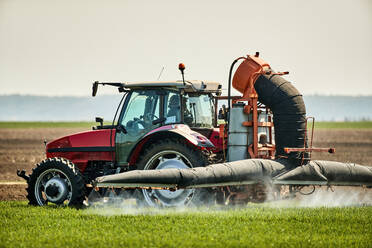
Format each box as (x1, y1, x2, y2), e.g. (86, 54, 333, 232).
(27, 158, 85, 207)
(136, 139, 209, 207)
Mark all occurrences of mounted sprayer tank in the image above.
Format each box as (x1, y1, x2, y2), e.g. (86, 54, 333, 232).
(227, 53, 276, 162)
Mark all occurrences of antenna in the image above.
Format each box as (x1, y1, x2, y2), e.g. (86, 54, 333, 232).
(157, 66, 165, 80)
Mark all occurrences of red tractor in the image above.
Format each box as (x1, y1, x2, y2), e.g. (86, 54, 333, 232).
(19, 75, 230, 207)
(21, 53, 360, 208)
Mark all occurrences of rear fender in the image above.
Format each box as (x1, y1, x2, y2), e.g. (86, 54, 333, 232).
(128, 124, 214, 166)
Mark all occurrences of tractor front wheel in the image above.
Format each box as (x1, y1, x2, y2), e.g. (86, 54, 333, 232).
(27, 158, 85, 207)
(136, 139, 210, 207)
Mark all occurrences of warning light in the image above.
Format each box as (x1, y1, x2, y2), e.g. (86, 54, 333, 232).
(178, 63, 185, 72)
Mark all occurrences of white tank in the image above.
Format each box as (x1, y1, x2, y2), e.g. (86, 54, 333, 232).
(227, 103, 273, 162)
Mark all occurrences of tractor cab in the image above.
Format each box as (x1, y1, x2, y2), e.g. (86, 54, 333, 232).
(119, 88, 215, 135)
(93, 80, 222, 167)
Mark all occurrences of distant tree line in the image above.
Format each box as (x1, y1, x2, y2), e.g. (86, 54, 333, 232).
(0, 94, 371, 121)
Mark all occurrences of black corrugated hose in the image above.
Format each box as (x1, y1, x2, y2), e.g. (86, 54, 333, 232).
(254, 70, 310, 166)
(227, 57, 309, 167)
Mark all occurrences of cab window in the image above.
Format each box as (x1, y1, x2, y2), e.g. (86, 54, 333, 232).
(120, 90, 160, 136)
(184, 94, 214, 128)
(164, 92, 181, 124)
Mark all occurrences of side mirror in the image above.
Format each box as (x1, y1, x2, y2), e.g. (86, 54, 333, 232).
(92, 81, 99, 97)
(95, 117, 103, 127)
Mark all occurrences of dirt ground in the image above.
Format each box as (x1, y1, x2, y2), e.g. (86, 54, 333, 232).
(0, 128, 371, 201)
(0, 128, 86, 200)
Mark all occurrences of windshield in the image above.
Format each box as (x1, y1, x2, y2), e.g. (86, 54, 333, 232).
(184, 94, 214, 128)
(120, 90, 160, 136)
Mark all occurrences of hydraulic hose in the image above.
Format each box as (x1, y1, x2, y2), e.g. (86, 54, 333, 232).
(227, 57, 246, 131)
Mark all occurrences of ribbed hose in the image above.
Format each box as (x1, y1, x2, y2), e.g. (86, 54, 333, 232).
(95, 158, 372, 187)
(254, 70, 309, 166)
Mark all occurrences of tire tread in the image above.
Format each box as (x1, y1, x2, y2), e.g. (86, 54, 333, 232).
(26, 157, 85, 207)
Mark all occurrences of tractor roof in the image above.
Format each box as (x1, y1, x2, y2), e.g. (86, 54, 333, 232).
(122, 80, 222, 93)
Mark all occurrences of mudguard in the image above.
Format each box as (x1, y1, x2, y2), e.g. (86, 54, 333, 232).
(143, 124, 213, 148)
(127, 124, 214, 165)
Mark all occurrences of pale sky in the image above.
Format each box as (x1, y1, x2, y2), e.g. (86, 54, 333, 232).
(0, 0, 371, 96)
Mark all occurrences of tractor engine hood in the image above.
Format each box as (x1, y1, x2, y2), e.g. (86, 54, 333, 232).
(46, 129, 116, 171)
(46, 129, 116, 153)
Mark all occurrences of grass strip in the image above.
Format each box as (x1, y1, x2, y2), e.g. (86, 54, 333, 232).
(1, 201, 371, 248)
(310, 121, 372, 129)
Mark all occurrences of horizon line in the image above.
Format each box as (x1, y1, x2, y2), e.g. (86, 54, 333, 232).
(1, 93, 372, 98)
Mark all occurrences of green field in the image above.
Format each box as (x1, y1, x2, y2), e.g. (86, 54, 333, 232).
(1, 201, 371, 248)
(1, 121, 372, 129)
(310, 121, 372, 129)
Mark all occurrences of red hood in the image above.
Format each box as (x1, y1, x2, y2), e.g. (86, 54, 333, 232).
(46, 129, 116, 172)
(46, 129, 116, 150)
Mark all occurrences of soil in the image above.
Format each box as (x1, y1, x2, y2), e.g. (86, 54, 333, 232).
(0, 128, 86, 201)
(311, 129, 372, 165)
(0, 128, 371, 201)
